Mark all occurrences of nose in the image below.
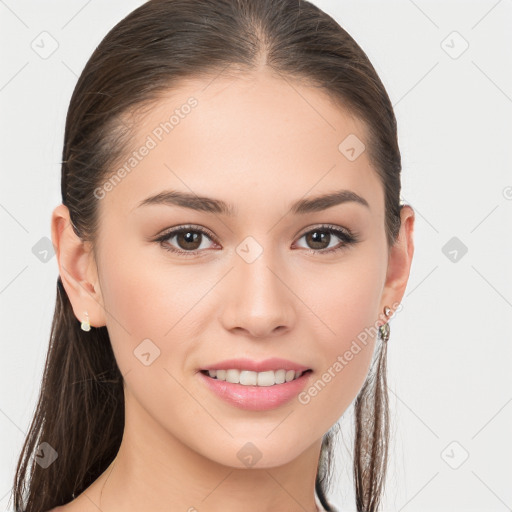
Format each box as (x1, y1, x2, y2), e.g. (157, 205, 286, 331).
(219, 250, 296, 339)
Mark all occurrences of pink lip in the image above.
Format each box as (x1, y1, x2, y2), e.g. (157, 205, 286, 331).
(198, 370, 312, 411)
(200, 357, 311, 372)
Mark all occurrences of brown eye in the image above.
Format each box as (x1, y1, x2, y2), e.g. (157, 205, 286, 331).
(175, 230, 203, 251)
(155, 223, 359, 257)
(304, 229, 332, 250)
(156, 225, 217, 255)
(295, 225, 358, 254)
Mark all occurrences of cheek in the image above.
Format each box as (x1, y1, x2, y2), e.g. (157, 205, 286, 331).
(97, 238, 228, 386)
(300, 247, 385, 340)
(97, 247, 213, 429)
(295, 251, 385, 421)
(96, 243, 202, 372)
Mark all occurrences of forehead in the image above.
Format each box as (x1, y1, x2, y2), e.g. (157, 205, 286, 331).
(100, 70, 383, 218)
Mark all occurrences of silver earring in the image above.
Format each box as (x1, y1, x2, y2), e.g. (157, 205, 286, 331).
(80, 311, 91, 332)
(379, 306, 391, 342)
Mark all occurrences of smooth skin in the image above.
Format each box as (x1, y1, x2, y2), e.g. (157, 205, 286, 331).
(50, 67, 414, 512)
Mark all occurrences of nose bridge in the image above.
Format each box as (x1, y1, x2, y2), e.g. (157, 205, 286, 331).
(221, 240, 295, 336)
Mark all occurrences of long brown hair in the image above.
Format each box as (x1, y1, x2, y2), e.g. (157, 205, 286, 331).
(11, 1, 401, 510)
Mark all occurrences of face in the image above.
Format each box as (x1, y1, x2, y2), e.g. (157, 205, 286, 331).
(88, 68, 394, 468)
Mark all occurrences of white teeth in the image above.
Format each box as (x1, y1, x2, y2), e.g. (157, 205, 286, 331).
(206, 368, 306, 386)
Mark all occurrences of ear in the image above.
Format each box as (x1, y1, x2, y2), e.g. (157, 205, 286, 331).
(51, 204, 106, 328)
(378, 205, 415, 325)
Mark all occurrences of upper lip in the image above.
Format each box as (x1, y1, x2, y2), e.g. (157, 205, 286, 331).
(200, 357, 311, 373)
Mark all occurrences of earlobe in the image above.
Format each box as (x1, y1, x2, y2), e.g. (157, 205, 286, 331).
(50, 204, 106, 328)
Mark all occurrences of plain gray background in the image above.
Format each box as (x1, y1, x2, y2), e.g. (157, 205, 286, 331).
(1, 1, 511, 510)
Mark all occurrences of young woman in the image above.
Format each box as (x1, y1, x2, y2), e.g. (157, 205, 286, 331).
(12, 1, 414, 511)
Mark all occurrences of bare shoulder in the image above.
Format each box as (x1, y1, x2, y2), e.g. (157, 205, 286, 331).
(44, 476, 105, 512)
(46, 505, 83, 512)
(46, 505, 73, 512)
(45, 499, 89, 512)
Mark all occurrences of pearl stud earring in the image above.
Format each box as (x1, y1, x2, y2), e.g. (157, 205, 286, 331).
(80, 311, 91, 332)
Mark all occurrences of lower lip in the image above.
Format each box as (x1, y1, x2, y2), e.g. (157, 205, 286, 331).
(198, 370, 312, 411)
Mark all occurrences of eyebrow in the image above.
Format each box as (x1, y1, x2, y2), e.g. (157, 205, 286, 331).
(134, 188, 369, 216)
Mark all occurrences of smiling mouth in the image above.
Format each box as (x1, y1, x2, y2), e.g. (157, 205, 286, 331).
(200, 368, 312, 387)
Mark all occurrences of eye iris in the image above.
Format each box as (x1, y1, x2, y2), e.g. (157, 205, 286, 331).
(307, 230, 330, 249)
(178, 231, 201, 250)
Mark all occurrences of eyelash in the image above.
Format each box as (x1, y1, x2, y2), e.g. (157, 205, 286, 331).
(154, 223, 360, 257)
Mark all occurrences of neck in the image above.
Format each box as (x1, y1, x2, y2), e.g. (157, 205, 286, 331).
(83, 388, 324, 512)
